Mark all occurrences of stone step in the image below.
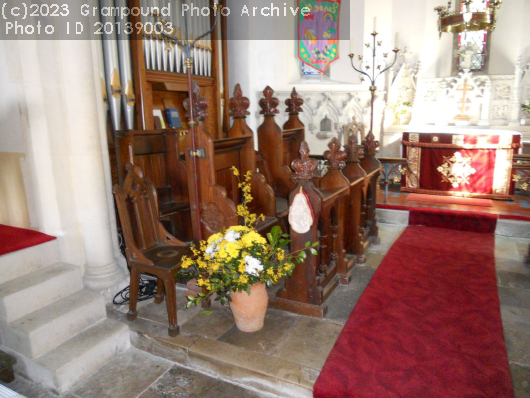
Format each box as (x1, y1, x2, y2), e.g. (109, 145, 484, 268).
(0, 289, 106, 359)
(6, 319, 130, 394)
(0, 263, 83, 323)
(0, 240, 60, 285)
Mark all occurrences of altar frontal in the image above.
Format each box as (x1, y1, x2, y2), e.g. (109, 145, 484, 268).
(402, 130, 521, 199)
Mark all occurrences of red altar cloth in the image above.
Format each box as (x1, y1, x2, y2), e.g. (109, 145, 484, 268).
(401, 130, 521, 199)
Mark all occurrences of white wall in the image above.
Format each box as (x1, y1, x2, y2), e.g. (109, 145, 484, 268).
(228, 0, 527, 95)
(489, 0, 527, 75)
(0, 40, 31, 228)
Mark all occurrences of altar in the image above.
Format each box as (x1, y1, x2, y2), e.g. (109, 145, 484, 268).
(401, 129, 522, 199)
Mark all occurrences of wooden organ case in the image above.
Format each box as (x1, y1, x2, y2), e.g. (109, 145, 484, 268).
(127, 0, 229, 135)
(102, 0, 230, 242)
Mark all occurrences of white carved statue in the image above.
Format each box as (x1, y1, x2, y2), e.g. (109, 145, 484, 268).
(458, 43, 477, 70)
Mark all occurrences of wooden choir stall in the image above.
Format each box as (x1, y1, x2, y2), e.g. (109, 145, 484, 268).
(182, 82, 277, 240)
(107, 30, 383, 317)
(254, 87, 381, 317)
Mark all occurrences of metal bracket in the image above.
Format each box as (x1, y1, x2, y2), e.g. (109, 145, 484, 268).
(189, 148, 206, 158)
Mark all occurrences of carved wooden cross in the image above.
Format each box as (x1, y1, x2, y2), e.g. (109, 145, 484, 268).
(455, 79, 474, 120)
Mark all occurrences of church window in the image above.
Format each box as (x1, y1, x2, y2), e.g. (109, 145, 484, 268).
(301, 62, 331, 78)
(453, 1, 491, 73)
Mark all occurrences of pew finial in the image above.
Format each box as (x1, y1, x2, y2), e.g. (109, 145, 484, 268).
(184, 81, 209, 122)
(259, 86, 280, 116)
(291, 141, 319, 181)
(286, 87, 304, 114)
(229, 84, 251, 118)
(323, 137, 347, 169)
(344, 133, 363, 163)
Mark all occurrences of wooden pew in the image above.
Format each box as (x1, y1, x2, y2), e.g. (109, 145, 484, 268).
(271, 139, 352, 318)
(282, 88, 306, 169)
(184, 81, 277, 241)
(342, 133, 369, 264)
(257, 87, 304, 227)
(114, 129, 192, 242)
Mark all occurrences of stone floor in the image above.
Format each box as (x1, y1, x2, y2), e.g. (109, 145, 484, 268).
(2, 222, 530, 397)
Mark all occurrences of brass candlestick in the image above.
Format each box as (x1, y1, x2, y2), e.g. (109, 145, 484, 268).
(349, 31, 400, 156)
(157, 0, 221, 241)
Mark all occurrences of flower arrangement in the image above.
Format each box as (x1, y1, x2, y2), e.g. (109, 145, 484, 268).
(179, 167, 317, 307)
(521, 100, 530, 115)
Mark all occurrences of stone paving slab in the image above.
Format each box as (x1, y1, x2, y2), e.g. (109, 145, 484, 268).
(70, 348, 172, 398)
(138, 365, 271, 398)
(270, 318, 343, 370)
(218, 309, 297, 355)
(188, 338, 313, 398)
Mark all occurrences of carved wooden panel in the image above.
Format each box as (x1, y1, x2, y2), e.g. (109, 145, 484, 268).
(134, 154, 167, 189)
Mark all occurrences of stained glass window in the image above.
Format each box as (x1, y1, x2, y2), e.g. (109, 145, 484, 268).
(455, 1, 489, 72)
(456, 30, 488, 71)
(301, 62, 330, 77)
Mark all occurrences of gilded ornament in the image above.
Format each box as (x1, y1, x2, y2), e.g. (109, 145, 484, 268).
(437, 152, 476, 188)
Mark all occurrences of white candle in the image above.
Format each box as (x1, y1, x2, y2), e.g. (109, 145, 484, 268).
(373, 17, 377, 32)
(350, 39, 354, 54)
(395, 32, 400, 48)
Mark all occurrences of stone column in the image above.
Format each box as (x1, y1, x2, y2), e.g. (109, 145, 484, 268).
(57, 39, 127, 291)
(5, 0, 128, 296)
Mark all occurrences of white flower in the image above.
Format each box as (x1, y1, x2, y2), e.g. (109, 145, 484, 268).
(224, 230, 242, 242)
(205, 238, 223, 257)
(244, 255, 263, 276)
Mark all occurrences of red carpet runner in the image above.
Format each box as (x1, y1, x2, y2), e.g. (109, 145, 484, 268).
(409, 208, 498, 233)
(314, 222, 513, 397)
(0, 224, 56, 256)
(406, 193, 493, 207)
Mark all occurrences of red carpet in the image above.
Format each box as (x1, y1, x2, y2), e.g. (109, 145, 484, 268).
(499, 214, 530, 222)
(409, 208, 497, 233)
(407, 193, 493, 207)
(314, 226, 513, 398)
(0, 224, 56, 256)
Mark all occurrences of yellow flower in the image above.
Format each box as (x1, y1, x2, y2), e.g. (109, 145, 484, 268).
(238, 275, 249, 284)
(180, 256, 194, 269)
(231, 225, 250, 232)
(210, 262, 220, 272)
(225, 241, 240, 258)
(267, 268, 274, 276)
(240, 231, 266, 247)
(207, 232, 223, 245)
(277, 250, 285, 261)
(217, 247, 228, 259)
(231, 166, 240, 176)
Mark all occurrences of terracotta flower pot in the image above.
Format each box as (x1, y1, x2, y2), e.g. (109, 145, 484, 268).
(229, 282, 268, 332)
